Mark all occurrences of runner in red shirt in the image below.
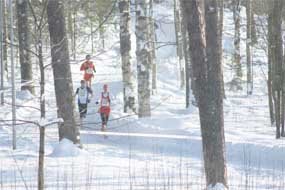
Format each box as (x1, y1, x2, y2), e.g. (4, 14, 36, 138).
(80, 55, 96, 88)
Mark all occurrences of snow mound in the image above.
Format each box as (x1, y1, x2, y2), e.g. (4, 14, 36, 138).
(207, 183, 227, 190)
(16, 90, 34, 100)
(49, 139, 88, 157)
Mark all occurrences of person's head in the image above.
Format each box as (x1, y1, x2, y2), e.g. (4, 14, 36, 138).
(103, 84, 108, 92)
(80, 80, 86, 88)
(86, 54, 91, 61)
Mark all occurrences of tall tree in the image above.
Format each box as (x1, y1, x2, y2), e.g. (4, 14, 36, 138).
(182, 0, 228, 187)
(246, 0, 253, 95)
(47, 0, 80, 143)
(119, 0, 135, 113)
(17, 0, 34, 93)
(136, 0, 151, 117)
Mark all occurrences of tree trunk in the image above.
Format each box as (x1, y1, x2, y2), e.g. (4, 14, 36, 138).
(0, 0, 4, 105)
(183, 0, 228, 187)
(67, 1, 74, 59)
(73, 10, 76, 60)
(16, 0, 34, 94)
(246, 0, 253, 95)
(233, 0, 242, 79)
(269, 0, 283, 139)
(47, 0, 80, 143)
(136, 0, 151, 118)
(180, 1, 191, 108)
(119, 0, 135, 113)
(174, 0, 185, 89)
(38, 37, 45, 190)
(2, 0, 8, 78)
(218, 0, 226, 98)
(267, 10, 275, 125)
(149, 0, 157, 93)
(250, 8, 257, 46)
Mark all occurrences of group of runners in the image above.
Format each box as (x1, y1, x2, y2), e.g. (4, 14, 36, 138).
(74, 55, 111, 131)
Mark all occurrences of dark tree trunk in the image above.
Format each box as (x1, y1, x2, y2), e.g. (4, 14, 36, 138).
(47, 0, 80, 144)
(182, 0, 228, 187)
(38, 36, 45, 190)
(267, 11, 275, 125)
(233, 0, 242, 79)
(269, 0, 283, 139)
(17, 0, 34, 93)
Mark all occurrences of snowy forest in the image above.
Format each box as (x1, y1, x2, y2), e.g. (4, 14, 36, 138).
(0, 0, 284, 189)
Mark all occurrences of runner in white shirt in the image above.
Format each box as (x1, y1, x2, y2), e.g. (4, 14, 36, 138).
(75, 80, 93, 118)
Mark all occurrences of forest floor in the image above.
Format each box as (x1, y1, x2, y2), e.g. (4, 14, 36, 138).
(0, 2, 285, 190)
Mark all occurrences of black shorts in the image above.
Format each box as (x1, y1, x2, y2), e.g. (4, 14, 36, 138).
(78, 103, 87, 118)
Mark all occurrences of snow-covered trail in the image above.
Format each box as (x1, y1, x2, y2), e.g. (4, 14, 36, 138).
(0, 48, 285, 189)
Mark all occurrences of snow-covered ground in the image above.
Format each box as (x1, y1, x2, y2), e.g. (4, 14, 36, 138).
(0, 2, 285, 190)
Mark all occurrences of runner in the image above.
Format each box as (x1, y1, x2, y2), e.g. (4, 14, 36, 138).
(74, 80, 93, 118)
(97, 84, 111, 131)
(80, 54, 96, 88)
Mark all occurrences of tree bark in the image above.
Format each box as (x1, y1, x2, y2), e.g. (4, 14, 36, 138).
(17, 0, 34, 93)
(136, 0, 151, 117)
(183, 0, 228, 187)
(47, 0, 80, 143)
(119, 0, 135, 113)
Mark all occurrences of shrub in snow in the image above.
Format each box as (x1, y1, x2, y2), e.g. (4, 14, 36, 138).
(49, 138, 88, 157)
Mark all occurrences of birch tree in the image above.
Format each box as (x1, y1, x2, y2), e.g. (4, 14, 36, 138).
(136, 0, 151, 117)
(182, 0, 228, 187)
(47, 0, 80, 143)
(119, 0, 135, 113)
